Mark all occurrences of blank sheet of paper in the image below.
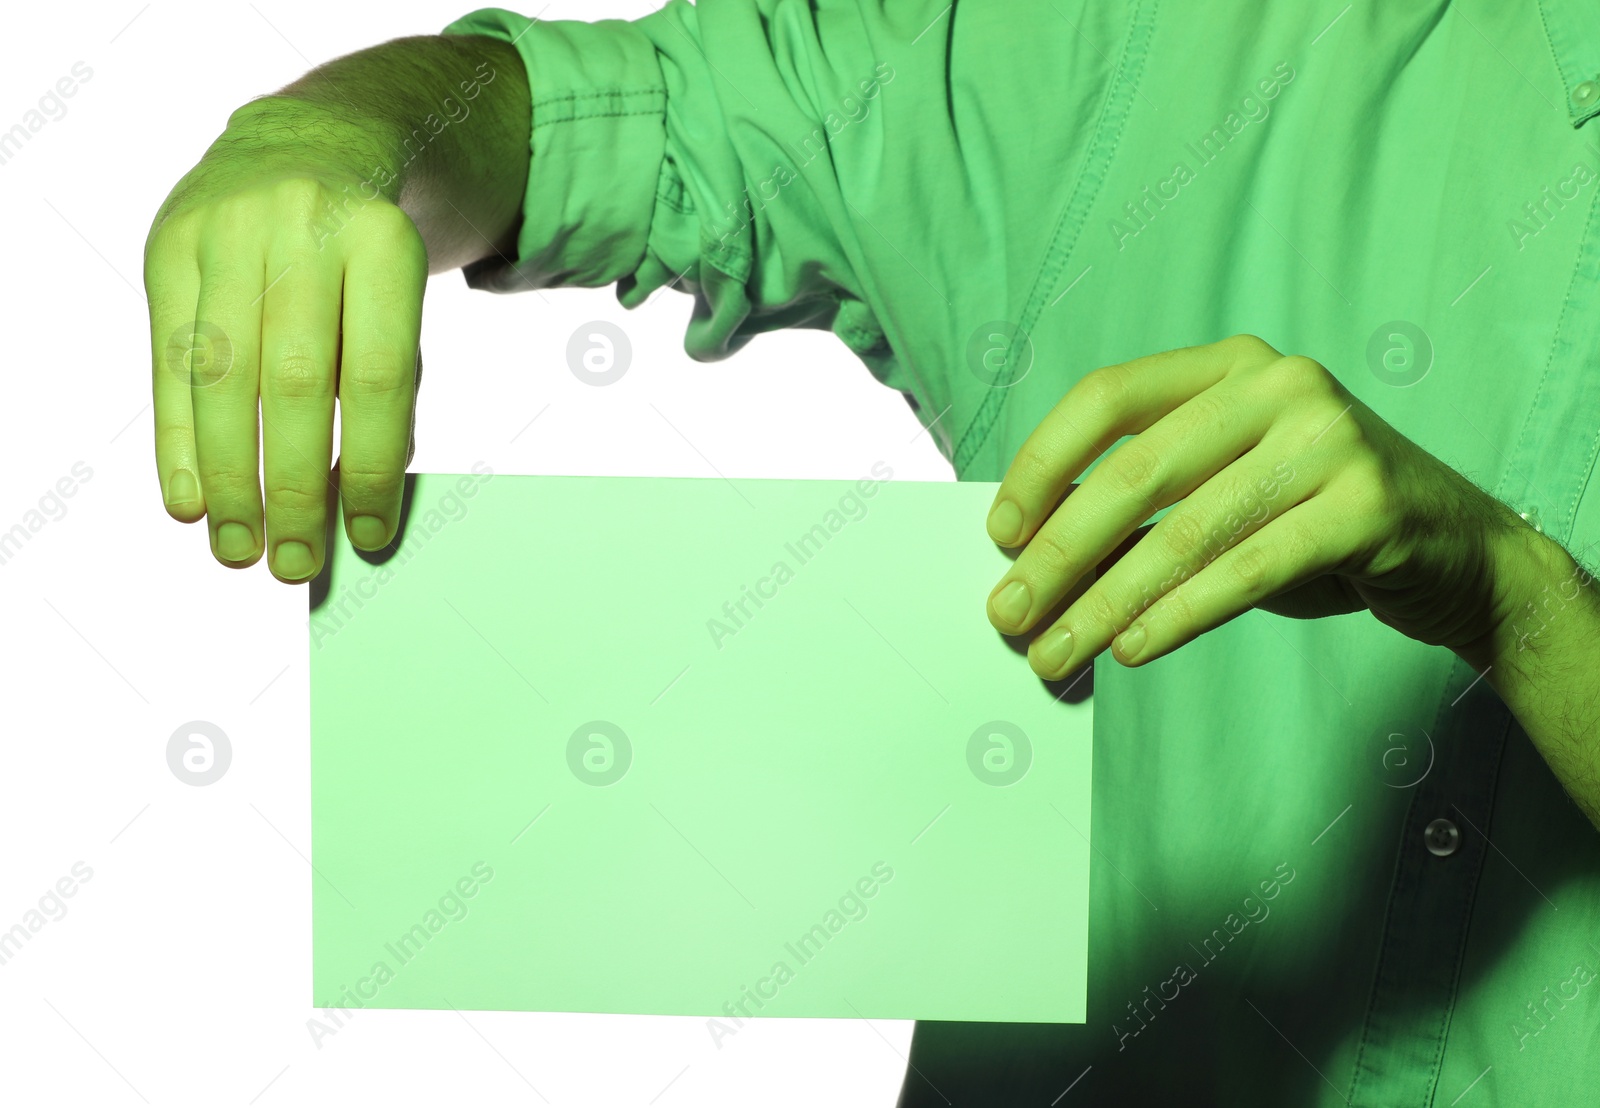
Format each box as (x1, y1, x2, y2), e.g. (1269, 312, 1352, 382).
(309, 471, 1092, 1023)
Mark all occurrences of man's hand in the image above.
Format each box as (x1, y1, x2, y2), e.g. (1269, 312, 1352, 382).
(144, 33, 528, 582)
(145, 99, 427, 581)
(982, 333, 1534, 678)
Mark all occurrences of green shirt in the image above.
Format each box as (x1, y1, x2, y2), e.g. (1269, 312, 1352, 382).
(443, 2, 1600, 1103)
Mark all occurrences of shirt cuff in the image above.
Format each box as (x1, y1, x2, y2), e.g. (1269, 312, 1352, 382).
(441, 7, 667, 291)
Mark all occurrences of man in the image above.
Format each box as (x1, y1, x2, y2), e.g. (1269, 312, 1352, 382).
(144, 1, 1600, 1102)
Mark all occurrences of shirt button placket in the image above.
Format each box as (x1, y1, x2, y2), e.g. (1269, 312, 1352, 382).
(1424, 817, 1461, 857)
(1346, 665, 1512, 1106)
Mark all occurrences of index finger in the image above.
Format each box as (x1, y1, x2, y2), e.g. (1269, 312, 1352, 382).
(334, 206, 427, 551)
(983, 333, 1281, 548)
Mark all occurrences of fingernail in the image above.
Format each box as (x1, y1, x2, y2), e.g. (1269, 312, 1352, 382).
(216, 522, 255, 561)
(166, 469, 198, 507)
(992, 579, 1031, 626)
(274, 540, 316, 580)
(987, 498, 1023, 545)
(1118, 621, 1147, 661)
(1034, 625, 1075, 675)
(350, 514, 388, 549)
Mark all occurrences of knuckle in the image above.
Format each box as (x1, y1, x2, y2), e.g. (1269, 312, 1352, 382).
(1301, 399, 1367, 454)
(1079, 585, 1125, 635)
(1318, 410, 1364, 450)
(1157, 511, 1209, 566)
(1343, 457, 1393, 520)
(340, 355, 414, 396)
(350, 202, 427, 264)
(1116, 590, 1152, 629)
(270, 176, 328, 220)
(1025, 523, 1073, 574)
(1155, 576, 1196, 627)
(363, 198, 421, 240)
(1111, 580, 1155, 628)
(152, 206, 202, 244)
(1271, 354, 1333, 397)
(263, 348, 334, 400)
(1224, 332, 1278, 360)
(1186, 390, 1232, 435)
(1280, 520, 1319, 570)
(1071, 364, 1130, 417)
(199, 462, 260, 503)
(263, 479, 326, 520)
(193, 219, 260, 273)
(144, 214, 199, 279)
(336, 462, 405, 506)
(1228, 541, 1273, 597)
(1102, 439, 1165, 499)
(190, 352, 237, 390)
(205, 192, 270, 241)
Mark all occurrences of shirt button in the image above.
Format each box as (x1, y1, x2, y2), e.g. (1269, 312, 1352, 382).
(1424, 818, 1460, 857)
(1518, 505, 1543, 534)
(1575, 80, 1599, 110)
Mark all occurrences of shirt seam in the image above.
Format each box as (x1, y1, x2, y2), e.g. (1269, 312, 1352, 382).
(949, 0, 1159, 476)
(533, 105, 666, 130)
(1551, 186, 1600, 540)
(655, 167, 694, 216)
(1536, 0, 1600, 129)
(1536, 0, 1564, 109)
(1347, 670, 1455, 1103)
(534, 87, 665, 101)
(531, 90, 666, 130)
(1494, 181, 1600, 538)
(1422, 704, 1516, 1108)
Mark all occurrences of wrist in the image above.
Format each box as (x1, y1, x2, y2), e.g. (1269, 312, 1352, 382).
(1467, 516, 1592, 679)
(219, 95, 406, 201)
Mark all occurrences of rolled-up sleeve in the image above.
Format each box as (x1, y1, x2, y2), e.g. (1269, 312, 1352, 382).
(441, 2, 896, 366)
(441, 10, 667, 291)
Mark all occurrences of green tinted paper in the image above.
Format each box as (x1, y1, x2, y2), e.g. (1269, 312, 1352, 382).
(309, 470, 1092, 1023)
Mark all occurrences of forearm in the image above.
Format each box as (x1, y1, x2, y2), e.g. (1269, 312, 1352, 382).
(1471, 523, 1600, 830)
(228, 33, 530, 273)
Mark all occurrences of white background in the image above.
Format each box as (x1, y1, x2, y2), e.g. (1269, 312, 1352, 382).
(0, 2, 954, 1104)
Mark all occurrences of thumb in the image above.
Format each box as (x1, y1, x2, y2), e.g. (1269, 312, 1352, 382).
(403, 345, 421, 469)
